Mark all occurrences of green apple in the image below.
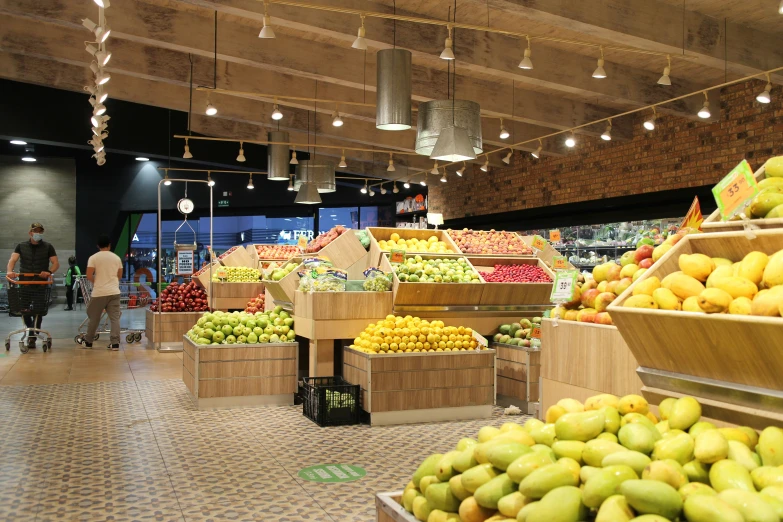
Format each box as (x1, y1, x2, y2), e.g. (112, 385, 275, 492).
(253, 327, 263, 337)
(233, 326, 243, 337)
(212, 331, 225, 343)
(225, 335, 236, 344)
(247, 332, 258, 343)
(221, 325, 233, 336)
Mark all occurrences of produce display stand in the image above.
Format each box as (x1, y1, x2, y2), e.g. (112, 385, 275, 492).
(608, 229, 783, 429)
(540, 319, 642, 415)
(193, 262, 219, 289)
(145, 309, 204, 345)
(308, 230, 368, 269)
(343, 346, 496, 426)
(702, 160, 783, 233)
(366, 227, 461, 267)
(206, 282, 265, 310)
(293, 290, 393, 377)
(218, 246, 254, 268)
(376, 492, 413, 522)
(245, 244, 301, 267)
(468, 256, 555, 305)
(380, 254, 484, 306)
(493, 342, 540, 415)
(262, 262, 303, 306)
(182, 336, 298, 410)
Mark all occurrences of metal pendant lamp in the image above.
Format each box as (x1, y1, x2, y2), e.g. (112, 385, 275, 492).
(376, 49, 412, 131)
(267, 131, 290, 180)
(294, 161, 336, 193)
(294, 182, 321, 204)
(430, 125, 476, 161)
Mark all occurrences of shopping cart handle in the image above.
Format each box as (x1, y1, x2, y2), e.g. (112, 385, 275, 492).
(6, 274, 53, 284)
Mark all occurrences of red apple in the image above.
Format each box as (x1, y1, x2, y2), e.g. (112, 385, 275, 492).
(594, 292, 617, 313)
(594, 312, 613, 325)
(638, 258, 654, 269)
(605, 264, 622, 282)
(564, 309, 580, 321)
(615, 277, 633, 296)
(634, 245, 654, 263)
(577, 308, 597, 323)
(581, 289, 601, 309)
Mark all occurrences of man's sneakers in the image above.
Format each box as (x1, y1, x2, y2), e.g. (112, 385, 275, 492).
(108, 344, 120, 351)
(27, 337, 36, 349)
(82, 342, 93, 349)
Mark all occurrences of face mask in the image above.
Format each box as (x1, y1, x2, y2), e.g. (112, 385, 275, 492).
(32, 233, 43, 241)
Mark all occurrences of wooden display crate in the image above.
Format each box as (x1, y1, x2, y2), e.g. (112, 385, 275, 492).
(376, 492, 415, 522)
(446, 230, 533, 258)
(306, 230, 367, 269)
(343, 346, 496, 426)
(294, 290, 392, 321)
(207, 282, 265, 311)
(262, 263, 302, 305)
(608, 229, 783, 393)
(380, 253, 484, 307)
(469, 257, 555, 305)
(182, 336, 298, 410)
(495, 343, 540, 410)
(367, 227, 461, 268)
(540, 319, 641, 414)
(246, 244, 301, 266)
(145, 309, 203, 343)
(218, 246, 255, 268)
(703, 160, 783, 233)
(193, 262, 220, 289)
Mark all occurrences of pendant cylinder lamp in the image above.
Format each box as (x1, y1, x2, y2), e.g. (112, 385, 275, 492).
(416, 100, 482, 156)
(430, 126, 476, 161)
(376, 49, 412, 131)
(294, 161, 336, 193)
(267, 131, 290, 180)
(294, 182, 321, 204)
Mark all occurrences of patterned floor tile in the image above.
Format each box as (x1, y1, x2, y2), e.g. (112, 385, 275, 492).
(181, 496, 334, 522)
(169, 467, 302, 508)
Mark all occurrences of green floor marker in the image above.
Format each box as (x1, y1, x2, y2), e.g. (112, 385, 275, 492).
(298, 464, 366, 483)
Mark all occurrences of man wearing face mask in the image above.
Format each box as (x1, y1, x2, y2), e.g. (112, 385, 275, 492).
(6, 223, 60, 349)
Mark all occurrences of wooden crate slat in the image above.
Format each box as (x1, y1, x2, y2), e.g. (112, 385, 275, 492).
(218, 246, 255, 268)
(367, 227, 462, 267)
(207, 282, 265, 299)
(183, 350, 196, 377)
(197, 345, 298, 362)
(183, 365, 196, 396)
(198, 359, 297, 379)
(293, 290, 392, 321)
(703, 162, 783, 232)
(497, 359, 540, 383)
(470, 257, 555, 305)
(370, 351, 495, 372)
(498, 375, 539, 402)
(371, 367, 494, 392)
(342, 362, 369, 391)
(371, 386, 494, 412)
(263, 262, 303, 304)
(198, 376, 297, 398)
(310, 230, 368, 269)
(145, 309, 203, 343)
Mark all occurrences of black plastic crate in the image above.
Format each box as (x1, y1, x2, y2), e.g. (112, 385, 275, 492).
(302, 376, 360, 427)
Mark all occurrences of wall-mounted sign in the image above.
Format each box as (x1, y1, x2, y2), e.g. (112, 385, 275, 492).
(176, 250, 194, 275)
(218, 200, 230, 208)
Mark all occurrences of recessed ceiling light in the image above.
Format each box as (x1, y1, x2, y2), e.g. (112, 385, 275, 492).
(135, 157, 149, 161)
(22, 157, 36, 162)
(10, 140, 27, 145)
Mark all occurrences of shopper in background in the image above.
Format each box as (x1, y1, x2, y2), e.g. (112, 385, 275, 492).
(83, 234, 123, 351)
(6, 222, 59, 349)
(64, 256, 81, 311)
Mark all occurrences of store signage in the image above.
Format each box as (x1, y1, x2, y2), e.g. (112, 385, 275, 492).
(176, 250, 194, 275)
(531, 235, 547, 252)
(216, 267, 228, 280)
(712, 160, 759, 220)
(552, 256, 568, 270)
(550, 270, 579, 303)
(531, 326, 542, 339)
(389, 249, 406, 264)
(549, 230, 561, 243)
(297, 464, 366, 483)
(218, 199, 230, 208)
(132, 233, 140, 242)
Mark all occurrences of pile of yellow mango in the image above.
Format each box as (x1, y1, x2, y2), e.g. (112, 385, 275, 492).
(402, 394, 783, 522)
(622, 249, 783, 316)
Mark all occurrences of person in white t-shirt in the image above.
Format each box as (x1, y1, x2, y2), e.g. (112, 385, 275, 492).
(82, 234, 123, 350)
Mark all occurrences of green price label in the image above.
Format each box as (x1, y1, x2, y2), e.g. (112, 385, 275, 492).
(550, 270, 579, 303)
(298, 464, 366, 483)
(712, 160, 759, 220)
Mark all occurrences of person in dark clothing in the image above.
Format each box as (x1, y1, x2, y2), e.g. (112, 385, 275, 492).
(64, 256, 81, 311)
(6, 223, 60, 348)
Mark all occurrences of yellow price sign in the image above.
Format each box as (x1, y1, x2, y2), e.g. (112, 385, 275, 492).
(552, 256, 568, 270)
(531, 327, 542, 339)
(389, 249, 406, 264)
(549, 230, 561, 243)
(531, 235, 547, 251)
(712, 160, 759, 220)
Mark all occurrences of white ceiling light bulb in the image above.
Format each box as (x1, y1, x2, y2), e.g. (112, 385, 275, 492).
(91, 114, 100, 127)
(338, 151, 348, 168)
(259, 1, 276, 39)
(387, 154, 396, 172)
(440, 25, 455, 60)
(205, 95, 217, 116)
(403, 180, 410, 189)
(430, 161, 439, 175)
(518, 36, 533, 70)
(271, 99, 283, 120)
(287, 176, 294, 191)
(592, 46, 607, 79)
(332, 108, 344, 127)
(697, 92, 711, 119)
(352, 15, 367, 50)
(93, 0, 110, 7)
(93, 143, 105, 153)
(10, 140, 27, 145)
(757, 74, 772, 104)
(183, 139, 193, 159)
(84, 86, 108, 103)
(480, 157, 489, 172)
(643, 108, 657, 131)
(82, 18, 110, 43)
(236, 142, 246, 162)
(22, 156, 37, 162)
(456, 162, 466, 176)
(531, 139, 543, 159)
(393, 182, 399, 193)
(502, 151, 512, 165)
(779, 0, 783, 14)
(440, 170, 447, 182)
(658, 55, 672, 86)
(565, 134, 576, 148)
(380, 184, 387, 194)
(207, 173, 215, 187)
(90, 63, 111, 85)
(136, 157, 149, 162)
(369, 187, 375, 196)
(290, 150, 298, 165)
(85, 44, 111, 66)
(499, 118, 510, 140)
(601, 120, 612, 141)
(361, 180, 368, 194)
(163, 172, 172, 186)
(247, 174, 254, 189)
(420, 179, 427, 186)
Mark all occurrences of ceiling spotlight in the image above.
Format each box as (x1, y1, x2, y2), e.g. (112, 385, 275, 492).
(259, 1, 276, 38)
(531, 139, 543, 159)
(236, 142, 246, 162)
(332, 109, 344, 127)
(502, 151, 512, 165)
(440, 25, 455, 60)
(456, 162, 466, 176)
(10, 140, 27, 145)
(658, 55, 672, 86)
(518, 36, 533, 70)
(480, 157, 489, 172)
(697, 92, 711, 119)
(420, 179, 427, 186)
(361, 180, 368, 194)
(95, 155, 106, 166)
(352, 15, 367, 50)
(592, 46, 607, 79)
(780, 0, 783, 14)
(338, 151, 348, 168)
(565, 134, 576, 148)
(757, 74, 772, 104)
(205, 102, 217, 116)
(93, 143, 105, 153)
(430, 161, 439, 175)
(403, 180, 410, 189)
(207, 173, 215, 187)
(247, 174, 254, 189)
(601, 120, 612, 141)
(91, 115, 100, 127)
(85, 44, 111, 66)
(85, 85, 108, 103)
(271, 100, 283, 120)
(183, 139, 193, 159)
(440, 170, 447, 182)
(643, 108, 657, 131)
(135, 157, 149, 162)
(94, 0, 110, 6)
(290, 150, 298, 165)
(393, 182, 399, 193)
(90, 100, 107, 116)
(380, 184, 387, 194)
(93, 68, 111, 86)
(82, 18, 110, 43)
(287, 176, 294, 191)
(387, 154, 396, 172)
(499, 119, 510, 140)
(21, 157, 36, 162)
(369, 187, 375, 196)
(91, 125, 108, 136)
(163, 172, 172, 185)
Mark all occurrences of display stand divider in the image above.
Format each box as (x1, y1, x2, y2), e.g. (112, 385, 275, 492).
(310, 230, 367, 268)
(366, 227, 462, 267)
(145, 309, 203, 345)
(262, 261, 303, 305)
(380, 253, 484, 306)
(218, 246, 254, 268)
(494, 343, 540, 415)
(206, 282, 265, 310)
(193, 262, 220, 289)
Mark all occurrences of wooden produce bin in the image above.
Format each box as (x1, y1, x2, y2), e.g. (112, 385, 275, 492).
(495, 343, 540, 414)
(193, 262, 219, 289)
(376, 492, 415, 522)
(703, 160, 783, 233)
(293, 290, 393, 377)
(343, 346, 496, 426)
(262, 263, 302, 305)
(207, 282, 264, 310)
(217, 246, 255, 268)
(446, 230, 533, 258)
(145, 309, 203, 344)
(469, 257, 555, 305)
(182, 336, 298, 410)
(540, 319, 642, 415)
(247, 244, 301, 267)
(307, 230, 367, 269)
(608, 229, 783, 428)
(381, 253, 484, 306)
(367, 227, 461, 267)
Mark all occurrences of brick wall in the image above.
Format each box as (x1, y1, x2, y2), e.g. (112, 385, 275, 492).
(429, 80, 783, 221)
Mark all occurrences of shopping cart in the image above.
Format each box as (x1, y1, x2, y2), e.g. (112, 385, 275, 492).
(4, 274, 54, 354)
(73, 277, 149, 345)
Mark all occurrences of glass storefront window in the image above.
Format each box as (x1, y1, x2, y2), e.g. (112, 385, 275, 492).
(319, 207, 358, 233)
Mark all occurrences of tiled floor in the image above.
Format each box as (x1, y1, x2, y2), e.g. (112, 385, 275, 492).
(1, 308, 526, 521)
